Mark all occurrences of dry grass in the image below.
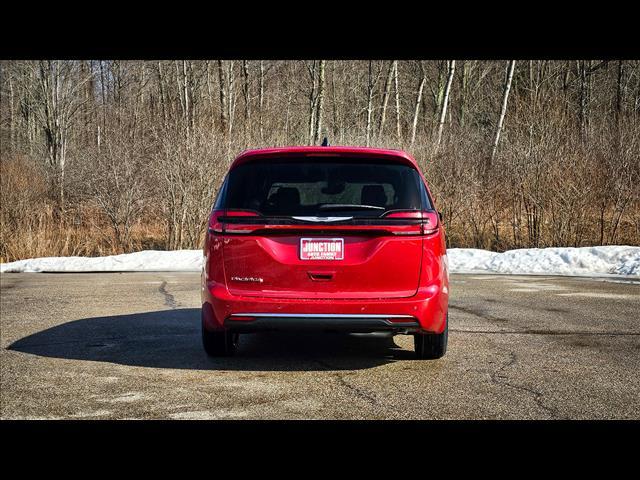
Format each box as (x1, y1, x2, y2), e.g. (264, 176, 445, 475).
(1, 157, 166, 262)
(0, 211, 167, 263)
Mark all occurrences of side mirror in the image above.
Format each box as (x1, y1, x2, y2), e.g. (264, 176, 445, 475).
(438, 211, 443, 222)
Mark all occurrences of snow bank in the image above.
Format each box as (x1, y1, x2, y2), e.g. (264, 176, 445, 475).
(0, 250, 203, 273)
(1, 246, 639, 277)
(447, 246, 640, 277)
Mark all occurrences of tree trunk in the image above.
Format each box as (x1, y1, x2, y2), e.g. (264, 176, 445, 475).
(378, 60, 395, 139)
(82, 61, 92, 145)
(410, 75, 426, 146)
(313, 60, 326, 144)
(432, 61, 446, 121)
(227, 61, 236, 135)
(217, 60, 229, 135)
(242, 60, 250, 135)
(182, 60, 191, 140)
(285, 90, 292, 137)
(365, 61, 375, 146)
(616, 60, 625, 124)
(38, 61, 67, 209)
(578, 60, 590, 143)
(393, 61, 402, 141)
(157, 62, 167, 127)
(100, 61, 107, 136)
(489, 60, 516, 168)
(259, 61, 264, 141)
(331, 62, 339, 137)
(435, 60, 456, 150)
(205, 61, 215, 131)
(8, 71, 15, 149)
(562, 61, 570, 123)
(307, 61, 318, 144)
(459, 60, 469, 128)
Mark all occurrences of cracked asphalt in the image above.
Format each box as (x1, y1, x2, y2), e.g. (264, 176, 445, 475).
(1, 272, 639, 419)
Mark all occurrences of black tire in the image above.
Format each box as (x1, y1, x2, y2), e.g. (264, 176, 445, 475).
(414, 316, 448, 359)
(202, 327, 238, 357)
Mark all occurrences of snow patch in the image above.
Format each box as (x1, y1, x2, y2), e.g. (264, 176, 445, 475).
(0, 250, 202, 273)
(1, 246, 639, 278)
(448, 246, 640, 277)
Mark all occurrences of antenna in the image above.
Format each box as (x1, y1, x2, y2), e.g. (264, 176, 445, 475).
(321, 137, 329, 147)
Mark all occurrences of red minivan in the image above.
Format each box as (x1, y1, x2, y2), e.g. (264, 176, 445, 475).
(201, 146, 449, 359)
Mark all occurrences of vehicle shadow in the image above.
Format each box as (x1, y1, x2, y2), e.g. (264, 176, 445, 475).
(7, 308, 416, 371)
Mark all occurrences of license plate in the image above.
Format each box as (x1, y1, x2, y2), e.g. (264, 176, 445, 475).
(300, 238, 344, 260)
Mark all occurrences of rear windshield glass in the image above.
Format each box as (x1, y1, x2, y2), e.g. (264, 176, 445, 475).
(224, 158, 431, 217)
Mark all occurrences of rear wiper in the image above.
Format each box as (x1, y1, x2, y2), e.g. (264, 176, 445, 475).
(318, 203, 385, 211)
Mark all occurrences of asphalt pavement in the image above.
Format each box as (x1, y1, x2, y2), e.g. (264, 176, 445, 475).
(1, 272, 638, 419)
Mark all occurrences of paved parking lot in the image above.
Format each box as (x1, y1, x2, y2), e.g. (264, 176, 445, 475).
(1, 272, 638, 419)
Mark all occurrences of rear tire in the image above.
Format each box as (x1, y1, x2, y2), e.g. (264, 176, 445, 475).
(202, 327, 238, 357)
(414, 316, 448, 359)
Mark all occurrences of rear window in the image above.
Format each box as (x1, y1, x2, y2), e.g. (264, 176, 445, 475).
(223, 158, 431, 217)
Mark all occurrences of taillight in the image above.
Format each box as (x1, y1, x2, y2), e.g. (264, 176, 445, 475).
(421, 211, 440, 235)
(208, 209, 225, 234)
(209, 209, 260, 235)
(384, 210, 439, 235)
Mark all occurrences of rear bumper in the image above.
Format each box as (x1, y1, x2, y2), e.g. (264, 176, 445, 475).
(226, 313, 419, 333)
(202, 281, 448, 334)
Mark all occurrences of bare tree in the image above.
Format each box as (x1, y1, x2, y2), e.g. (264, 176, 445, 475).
(307, 61, 318, 144)
(205, 61, 216, 132)
(616, 60, 625, 126)
(313, 60, 326, 144)
(378, 60, 396, 139)
(331, 62, 339, 137)
(242, 60, 251, 129)
(177, 60, 192, 140)
(82, 137, 152, 252)
(217, 60, 229, 135)
(225, 61, 237, 135)
(259, 60, 265, 141)
(410, 64, 427, 146)
(365, 61, 383, 146)
(489, 60, 516, 167)
(458, 60, 469, 128)
(156, 61, 168, 128)
(393, 61, 402, 141)
(19, 61, 93, 209)
(435, 60, 456, 150)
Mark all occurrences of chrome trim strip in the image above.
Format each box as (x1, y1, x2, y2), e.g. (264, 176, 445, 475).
(291, 216, 353, 222)
(230, 313, 415, 319)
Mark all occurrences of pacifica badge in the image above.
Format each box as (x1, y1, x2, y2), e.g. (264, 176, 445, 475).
(230, 276, 264, 283)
